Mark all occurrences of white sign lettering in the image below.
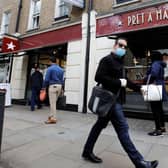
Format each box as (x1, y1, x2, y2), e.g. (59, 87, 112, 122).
(127, 8, 168, 26)
(128, 13, 144, 26)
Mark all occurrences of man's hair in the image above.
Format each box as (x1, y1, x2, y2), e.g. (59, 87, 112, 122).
(50, 55, 56, 63)
(34, 63, 39, 69)
(115, 37, 127, 45)
(162, 53, 168, 57)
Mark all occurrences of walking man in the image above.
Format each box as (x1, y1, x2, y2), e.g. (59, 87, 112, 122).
(43, 56, 64, 124)
(82, 38, 158, 168)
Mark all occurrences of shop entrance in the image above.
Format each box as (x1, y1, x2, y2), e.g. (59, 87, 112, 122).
(117, 26, 168, 119)
(26, 43, 67, 109)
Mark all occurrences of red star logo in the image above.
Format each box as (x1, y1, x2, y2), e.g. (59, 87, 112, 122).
(2, 35, 19, 53)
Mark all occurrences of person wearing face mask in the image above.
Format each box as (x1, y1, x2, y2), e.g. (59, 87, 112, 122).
(143, 51, 167, 136)
(81, 38, 158, 168)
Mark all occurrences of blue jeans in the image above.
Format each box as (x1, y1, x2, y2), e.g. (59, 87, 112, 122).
(31, 87, 41, 111)
(83, 103, 144, 165)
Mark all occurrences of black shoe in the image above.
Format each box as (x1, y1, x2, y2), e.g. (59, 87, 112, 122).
(148, 130, 162, 136)
(31, 108, 35, 111)
(136, 160, 158, 168)
(82, 152, 102, 163)
(37, 105, 42, 109)
(160, 127, 166, 133)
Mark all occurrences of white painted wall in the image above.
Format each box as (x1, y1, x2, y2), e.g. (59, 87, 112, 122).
(65, 13, 88, 112)
(86, 37, 115, 112)
(10, 56, 28, 99)
(65, 40, 82, 106)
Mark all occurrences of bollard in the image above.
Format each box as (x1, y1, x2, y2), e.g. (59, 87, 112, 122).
(0, 89, 6, 152)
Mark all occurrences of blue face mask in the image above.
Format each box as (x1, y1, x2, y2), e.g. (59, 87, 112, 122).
(114, 48, 126, 58)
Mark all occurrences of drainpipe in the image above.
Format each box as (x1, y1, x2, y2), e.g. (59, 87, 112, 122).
(15, 0, 22, 32)
(82, 0, 93, 113)
(9, 0, 22, 82)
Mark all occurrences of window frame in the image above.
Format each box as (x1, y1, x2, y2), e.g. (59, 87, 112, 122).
(0, 11, 11, 34)
(28, 0, 41, 30)
(54, 0, 71, 20)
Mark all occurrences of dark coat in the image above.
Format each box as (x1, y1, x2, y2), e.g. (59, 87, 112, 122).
(31, 71, 43, 89)
(145, 61, 167, 101)
(95, 53, 140, 104)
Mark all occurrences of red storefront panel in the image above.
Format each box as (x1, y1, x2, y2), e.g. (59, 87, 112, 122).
(97, 3, 168, 36)
(2, 35, 20, 53)
(20, 24, 82, 50)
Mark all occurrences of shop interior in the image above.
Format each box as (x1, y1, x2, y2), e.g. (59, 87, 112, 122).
(116, 26, 168, 117)
(25, 43, 67, 107)
(119, 26, 168, 83)
(0, 56, 12, 83)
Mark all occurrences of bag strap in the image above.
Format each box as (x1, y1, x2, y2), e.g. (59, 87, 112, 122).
(146, 74, 151, 85)
(97, 83, 121, 98)
(116, 88, 121, 98)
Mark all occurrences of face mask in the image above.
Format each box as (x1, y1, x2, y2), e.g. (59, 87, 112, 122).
(114, 48, 126, 58)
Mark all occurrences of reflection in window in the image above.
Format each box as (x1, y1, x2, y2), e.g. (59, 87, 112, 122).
(28, 0, 41, 29)
(0, 63, 9, 83)
(55, 0, 71, 18)
(0, 11, 11, 34)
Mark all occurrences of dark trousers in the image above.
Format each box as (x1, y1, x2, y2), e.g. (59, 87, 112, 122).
(150, 101, 165, 130)
(83, 103, 143, 166)
(31, 87, 41, 111)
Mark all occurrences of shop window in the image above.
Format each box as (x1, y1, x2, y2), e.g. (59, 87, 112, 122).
(124, 48, 150, 84)
(0, 56, 11, 83)
(0, 11, 11, 35)
(54, 0, 71, 21)
(28, 0, 41, 30)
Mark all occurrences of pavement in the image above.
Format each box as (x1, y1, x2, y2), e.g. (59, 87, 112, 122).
(0, 105, 168, 168)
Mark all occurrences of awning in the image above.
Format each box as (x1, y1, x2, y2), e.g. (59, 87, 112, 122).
(0, 23, 82, 57)
(20, 24, 82, 51)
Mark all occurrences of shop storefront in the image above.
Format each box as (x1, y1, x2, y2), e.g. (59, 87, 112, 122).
(0, 36, 19, 106)
(3, 23, 84, 111)
(25, 43, 67, 109)
(96, 3, 168, 119)
(22, 23, 82, 111)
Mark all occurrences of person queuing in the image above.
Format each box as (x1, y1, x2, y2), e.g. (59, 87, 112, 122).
(30, 63, 43, 111)
(143, 51, 167, 136)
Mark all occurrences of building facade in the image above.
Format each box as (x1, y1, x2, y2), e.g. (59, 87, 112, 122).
(0, 0, 86, 111)
(90, 0, 168, 118)
(0, 0, 168, 118)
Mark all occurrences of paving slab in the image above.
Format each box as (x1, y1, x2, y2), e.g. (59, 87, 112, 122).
(0, 105, 167, 168)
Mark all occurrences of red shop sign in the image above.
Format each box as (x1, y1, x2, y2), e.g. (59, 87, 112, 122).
(2, 35, 19, 53)
(97, 3, 168, 36)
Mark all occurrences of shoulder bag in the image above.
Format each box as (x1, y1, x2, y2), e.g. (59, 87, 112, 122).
(88, 84, 120, 117)
(141, 75, 162, 101)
